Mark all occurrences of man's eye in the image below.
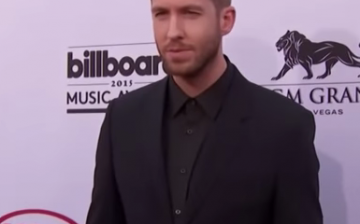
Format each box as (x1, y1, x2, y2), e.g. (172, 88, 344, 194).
(155, 12, 167, 17)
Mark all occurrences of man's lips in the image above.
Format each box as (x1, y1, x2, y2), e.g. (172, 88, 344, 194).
(167, 49, 191, 52)
(165, 49, 192, 60)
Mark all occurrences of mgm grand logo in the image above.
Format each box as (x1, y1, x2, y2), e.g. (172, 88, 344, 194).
(269, 30, 360, 115)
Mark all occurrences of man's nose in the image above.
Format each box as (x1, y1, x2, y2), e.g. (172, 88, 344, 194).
(167, 16, 183, 39)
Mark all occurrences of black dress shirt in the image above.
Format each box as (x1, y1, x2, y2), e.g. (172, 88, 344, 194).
(164, 59, 234, 222)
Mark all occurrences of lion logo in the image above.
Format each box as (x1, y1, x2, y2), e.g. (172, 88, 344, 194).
(272, 30, 360, 80)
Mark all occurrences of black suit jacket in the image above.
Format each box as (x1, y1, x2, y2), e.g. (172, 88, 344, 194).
(86, 63, 323, 224)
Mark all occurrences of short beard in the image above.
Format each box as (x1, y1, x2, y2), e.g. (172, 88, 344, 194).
(160, 36, 221, 78)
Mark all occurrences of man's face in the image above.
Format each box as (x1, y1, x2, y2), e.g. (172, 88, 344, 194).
(151, 0, 222, 77)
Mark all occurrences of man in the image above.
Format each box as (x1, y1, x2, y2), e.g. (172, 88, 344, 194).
(86, 0, 323, 223)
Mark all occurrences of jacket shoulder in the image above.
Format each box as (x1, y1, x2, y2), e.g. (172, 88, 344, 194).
(110, 77, 167, 114)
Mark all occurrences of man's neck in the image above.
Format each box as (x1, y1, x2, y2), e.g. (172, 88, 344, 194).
(172, 54, 227, 98)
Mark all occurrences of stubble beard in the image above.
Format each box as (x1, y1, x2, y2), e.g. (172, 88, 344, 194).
(158, 35, 221, 79)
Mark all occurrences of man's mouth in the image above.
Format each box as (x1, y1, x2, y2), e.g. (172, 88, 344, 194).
(167, 48, 190, 52)
(165, 49, 192, 60)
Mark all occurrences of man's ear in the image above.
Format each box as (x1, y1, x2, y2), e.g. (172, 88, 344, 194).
(220, 6, 236, 36)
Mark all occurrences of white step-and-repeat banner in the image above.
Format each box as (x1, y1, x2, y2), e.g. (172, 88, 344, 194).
(0, 0, 359, 223)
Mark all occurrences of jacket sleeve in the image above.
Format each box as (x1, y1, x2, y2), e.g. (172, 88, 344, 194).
(273, 110, 323, 224)
(86, 100, 127, 224)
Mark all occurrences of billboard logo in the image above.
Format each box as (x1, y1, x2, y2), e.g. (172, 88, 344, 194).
(65, 42, 165, 114)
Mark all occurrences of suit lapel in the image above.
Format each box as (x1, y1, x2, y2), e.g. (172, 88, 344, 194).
(135, 77, 173, 223)
(183, 68, 254, 222)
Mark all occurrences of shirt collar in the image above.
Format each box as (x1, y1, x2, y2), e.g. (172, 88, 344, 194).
(168, 55, 234, 120)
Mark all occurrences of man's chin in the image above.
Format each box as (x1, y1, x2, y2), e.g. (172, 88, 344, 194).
(163, 62, 193, 76)
(164, 68, 191, 77)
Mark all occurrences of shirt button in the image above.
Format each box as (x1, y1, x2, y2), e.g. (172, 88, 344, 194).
(186, 129, 193, 134)
(180, 168, 187, 174)
(175, 209, 181, 215)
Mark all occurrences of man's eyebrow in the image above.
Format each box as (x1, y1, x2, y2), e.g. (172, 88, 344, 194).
(151, 6, 167, 13)
(181, 4, 204, 11)
(151, 4, 204, 13)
